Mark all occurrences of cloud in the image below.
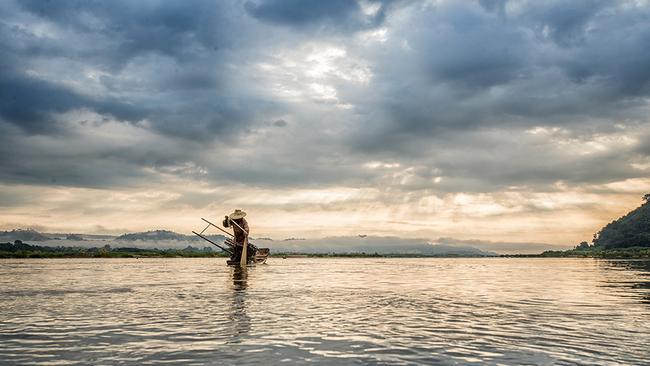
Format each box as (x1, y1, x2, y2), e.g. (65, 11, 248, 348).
(1, 0, 650, 245)
(1, 0, 264, 142)
(273, 119, 288, 127)
(245, 0, 392, 31)
(417, 2, 528, 88)
(344, 1, 650, 189)
(0, 73, 149, 134)
(518, 0, 611, 47)
(16, 0, 225, 66)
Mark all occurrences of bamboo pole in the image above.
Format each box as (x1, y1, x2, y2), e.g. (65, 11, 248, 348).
(192, 231, 232, 254)
(201, 217, 234, 237)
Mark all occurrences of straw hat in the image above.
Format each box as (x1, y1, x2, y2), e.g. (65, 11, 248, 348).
(229, 209, 247, 220)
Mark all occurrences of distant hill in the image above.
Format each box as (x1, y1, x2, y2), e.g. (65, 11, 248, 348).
(114, 230, 226, 243)
(0, 229, 493, 255)
(66, 234, 84, 241)
(265, 236, 496, 256)
(0, 229, 51, 242)
(433, 237, 569, 254)
(593, 195, 650, 249)
(116, 230, 189, 241)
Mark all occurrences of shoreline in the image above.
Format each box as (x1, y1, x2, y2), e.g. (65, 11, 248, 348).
(2, 242, 649, 259)
(2, 254, 649, 259)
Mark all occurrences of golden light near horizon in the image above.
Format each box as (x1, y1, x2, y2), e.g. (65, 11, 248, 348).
(2, 176, 649, 248)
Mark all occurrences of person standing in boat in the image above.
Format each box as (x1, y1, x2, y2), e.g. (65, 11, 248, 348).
(223, 209, 249, 262)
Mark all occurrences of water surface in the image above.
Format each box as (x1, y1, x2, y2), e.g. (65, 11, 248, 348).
(1, 258, 649, 365)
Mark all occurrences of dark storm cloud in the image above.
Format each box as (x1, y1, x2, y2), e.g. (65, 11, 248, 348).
(1, 0, 253, 139)
(477, 0, 507, 14)
(1, 0, 650, 196)
(272, 119, 287, 127)
(418, 2, 528, 88)
(350, 1, 650, 166)
(245, 0, 392, 31)
(0, 74, 84, 133)
(0, 113, 215, 189)
(0, 73, 148, 133)
(520, 0, 611, 47)
(17, 0, 224, 67)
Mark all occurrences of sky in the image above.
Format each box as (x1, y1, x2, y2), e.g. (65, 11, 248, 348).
(1, 0, 650, 248)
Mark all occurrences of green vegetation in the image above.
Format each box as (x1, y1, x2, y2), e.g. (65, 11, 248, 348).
(0, 241, 229, 258)
(502, 246, 650, 259)
(549, 247, 650, 258)
(0, 242, 495, 259)
(591, 194, 650, 249)
(508, 194, 650, 259)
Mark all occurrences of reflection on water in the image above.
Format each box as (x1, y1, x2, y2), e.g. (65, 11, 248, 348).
(231, 266, 248, 291)
(599, 260, 650, 304)
(1, 258, 650, 365)
(227, 267, 250, 340)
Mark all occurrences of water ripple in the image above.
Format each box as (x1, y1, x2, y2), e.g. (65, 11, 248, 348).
(1, 258, 649, 365)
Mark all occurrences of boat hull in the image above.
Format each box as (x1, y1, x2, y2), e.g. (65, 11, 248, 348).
(227, 247, 269, 266)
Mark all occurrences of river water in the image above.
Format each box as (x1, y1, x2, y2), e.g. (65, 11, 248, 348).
(1, 258, 649, 365)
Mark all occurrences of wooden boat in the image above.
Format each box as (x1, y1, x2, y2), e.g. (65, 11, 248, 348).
(192, 218, 269, 266)
(224, 238, 269, 265)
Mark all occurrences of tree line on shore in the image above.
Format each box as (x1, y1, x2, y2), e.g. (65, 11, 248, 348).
(0, 240, 496, 259)
(0, 241, 227, 258)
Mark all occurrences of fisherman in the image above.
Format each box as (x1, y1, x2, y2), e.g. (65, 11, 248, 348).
(223, 209, 250, 263)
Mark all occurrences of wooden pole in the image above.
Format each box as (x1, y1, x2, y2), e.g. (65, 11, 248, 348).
(192, 231, 232, 254)
(240, 236, 248, 267)
(201, 217, 234, 237)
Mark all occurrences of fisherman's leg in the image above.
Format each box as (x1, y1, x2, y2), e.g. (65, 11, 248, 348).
(229, 247, 237, 261)
(233, 245, 242, 262)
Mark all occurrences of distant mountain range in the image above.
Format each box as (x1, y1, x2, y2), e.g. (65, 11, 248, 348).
(0, 229, 225, 243)
(431, 237, 570, 254)
(0, 228, 500, 255)
(265, 236, 496, 256)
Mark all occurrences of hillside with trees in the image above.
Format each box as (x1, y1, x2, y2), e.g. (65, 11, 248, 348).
(115, 230, 225, 243)
(0, 229, 51, 242)
(592, 194, 650, 249)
